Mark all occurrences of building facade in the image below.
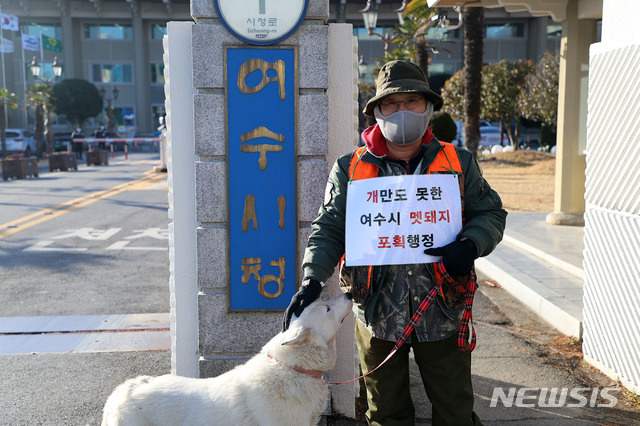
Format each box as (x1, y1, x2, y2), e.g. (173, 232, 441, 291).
(1, 0, 191, 134)
(329, 0, 565, 86)
(1, 0, 571, 135)
(1, 0, 567, 135)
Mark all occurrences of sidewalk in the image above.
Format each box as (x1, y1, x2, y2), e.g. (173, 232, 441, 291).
(476, 212, 584, 338)
(329, 212, 637, 425)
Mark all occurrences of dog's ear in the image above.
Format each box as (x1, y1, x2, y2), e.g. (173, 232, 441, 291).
(281, 327, 312, 347)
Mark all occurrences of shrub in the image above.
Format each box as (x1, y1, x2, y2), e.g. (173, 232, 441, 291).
(430, 111, 457, 142)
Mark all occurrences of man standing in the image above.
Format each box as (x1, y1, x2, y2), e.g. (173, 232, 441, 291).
(284, 61, 506, 425)
(93, 124, 107, 150)
(71, 126, 84, 160)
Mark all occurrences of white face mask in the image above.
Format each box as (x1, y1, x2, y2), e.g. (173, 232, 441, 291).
(374, 101, 434, 145)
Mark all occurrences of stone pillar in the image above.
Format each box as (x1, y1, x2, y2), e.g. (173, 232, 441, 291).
(546, 0, 597, 226)
(164, 0, 358, 416)
(132, 7, 150, 133)
(59, 4, 75, 79)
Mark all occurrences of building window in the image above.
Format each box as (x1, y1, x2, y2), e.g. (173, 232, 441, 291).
(428, 63, 455, 76)
(150, 63, 164, 84)
(425, 27, 459, 40)
(353, 26, 395, 41)
(547, 23, 562, 38)
(92, 64, 133, 83)
(485, 23, 525, 39)
(152, 24, 167, 40)
(23, 24, 62, 39)
(84, 24, 133, 40)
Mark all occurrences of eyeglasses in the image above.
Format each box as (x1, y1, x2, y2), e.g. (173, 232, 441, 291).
(379, 95, 425, 114)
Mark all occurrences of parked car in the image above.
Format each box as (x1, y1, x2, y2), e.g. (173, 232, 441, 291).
(2, 129, 37, 157)
(478, 125, 511, 148)
(452, 120, 511, 149)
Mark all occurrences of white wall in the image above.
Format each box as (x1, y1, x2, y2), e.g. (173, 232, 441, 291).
(583, 0, 640, 393)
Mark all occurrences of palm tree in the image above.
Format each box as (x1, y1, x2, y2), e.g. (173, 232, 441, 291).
(389, 0, 437, 75)
(462, 6, 484, 155)
(24, 83, 54, 159)
(1, 88, 19, 158)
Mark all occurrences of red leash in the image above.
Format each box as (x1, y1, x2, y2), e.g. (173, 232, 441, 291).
(331, 261, 477, 385)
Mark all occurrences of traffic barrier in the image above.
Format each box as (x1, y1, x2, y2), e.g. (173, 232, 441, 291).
(70, 138, 162, 143)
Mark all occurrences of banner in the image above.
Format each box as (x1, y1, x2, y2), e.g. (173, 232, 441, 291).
(345, 174, 462, 266)
(0, 36, 14, 53)
(41, 34, 62, 52)
(22, 34, 40, 51)
(0, 14, 19, 31)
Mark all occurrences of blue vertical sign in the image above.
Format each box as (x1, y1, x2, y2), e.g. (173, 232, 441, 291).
(226, 47, 297, 311)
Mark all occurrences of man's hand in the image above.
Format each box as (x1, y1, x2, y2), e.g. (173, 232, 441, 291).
(282, 278, 323, 331)
(424, 238, 477, 276)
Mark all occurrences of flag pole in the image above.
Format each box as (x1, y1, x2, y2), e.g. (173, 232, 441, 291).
(39, 28, 43, 75)
(0, 5, 8, 129)
(21, 27, 28, 128)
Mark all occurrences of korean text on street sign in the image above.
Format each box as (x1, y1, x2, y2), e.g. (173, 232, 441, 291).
(345, 174, 462, 266)
(227, 47, 297, 311)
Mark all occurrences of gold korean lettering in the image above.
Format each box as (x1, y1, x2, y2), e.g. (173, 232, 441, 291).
(278, 195, 285, 229)
(240, 126, 284, 170)
(237, 58, 286, 100)
(242, 195, 258, 232)
(240, 257, 262, 284)
(259, 257, 285, 299)
(240, 256, 286, 299)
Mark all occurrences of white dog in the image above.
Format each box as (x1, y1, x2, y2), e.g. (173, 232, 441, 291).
(102, 293, 353, 426)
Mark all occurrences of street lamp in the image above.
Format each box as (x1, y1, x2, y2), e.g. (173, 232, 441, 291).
(358, 55, 368, 79)
(360, 0, 407, 52)
(29, 56, 62, 156)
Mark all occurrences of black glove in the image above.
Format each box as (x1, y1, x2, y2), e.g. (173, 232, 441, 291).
(282, 278, 323, 331)
(424, 238, 478, 276)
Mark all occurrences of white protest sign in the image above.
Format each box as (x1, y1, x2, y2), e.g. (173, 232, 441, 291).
(345, 174, 462, 266)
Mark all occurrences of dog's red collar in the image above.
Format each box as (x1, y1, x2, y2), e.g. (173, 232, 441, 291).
(266, 354, 325, 380)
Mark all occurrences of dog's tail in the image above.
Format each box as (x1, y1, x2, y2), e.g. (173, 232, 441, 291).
(101, 376, 154, 426)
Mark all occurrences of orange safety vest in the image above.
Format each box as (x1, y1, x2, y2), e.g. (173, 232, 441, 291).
(348, 141, 463, 181)
(343, 141, 465, 301)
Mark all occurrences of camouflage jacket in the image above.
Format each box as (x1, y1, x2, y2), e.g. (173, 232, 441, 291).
(302, 125, 507, 342)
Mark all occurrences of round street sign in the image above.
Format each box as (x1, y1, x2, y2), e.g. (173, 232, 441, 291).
(214, 0, 308, 45)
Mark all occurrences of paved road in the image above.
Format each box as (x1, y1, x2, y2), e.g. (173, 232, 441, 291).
(1, 152, 638, 425)
(0, 153, 170, 318)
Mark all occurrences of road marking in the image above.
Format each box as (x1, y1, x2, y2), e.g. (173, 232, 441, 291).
(106, 241, 168, 251)
(0, 172, 162, 240)
(23, 240, 88, 252)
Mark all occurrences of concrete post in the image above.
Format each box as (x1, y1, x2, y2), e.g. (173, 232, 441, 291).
(164, 21, 198, 378)
(165, 0, 358, 416)
(546, 0, 597, 226)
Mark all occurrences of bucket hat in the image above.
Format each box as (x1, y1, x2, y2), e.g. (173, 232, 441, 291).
(363, 60, 443, 117)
